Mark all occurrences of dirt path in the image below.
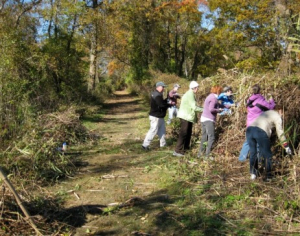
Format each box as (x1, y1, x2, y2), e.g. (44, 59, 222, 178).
(50, 91, 176, 235)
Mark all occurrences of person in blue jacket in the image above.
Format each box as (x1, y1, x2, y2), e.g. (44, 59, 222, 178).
(218, 86, 235, 115)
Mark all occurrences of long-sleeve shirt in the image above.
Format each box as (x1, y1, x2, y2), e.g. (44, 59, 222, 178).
(218, 93, 234, 108)
(201, 93, 222, 122)
(149, 90, 169, 118)
(249, 110, 287, 143)
(177, 89, 202, 123)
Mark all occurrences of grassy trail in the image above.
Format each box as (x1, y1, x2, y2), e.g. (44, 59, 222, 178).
(50, 91, 180, 235)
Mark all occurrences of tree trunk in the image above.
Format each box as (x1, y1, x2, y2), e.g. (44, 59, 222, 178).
(88, 34, 97, 92)
(87, 0, 101, 92)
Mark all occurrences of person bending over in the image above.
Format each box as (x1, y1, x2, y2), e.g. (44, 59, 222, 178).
(239, 84, 275, 162)
(246, 107, 292, 181)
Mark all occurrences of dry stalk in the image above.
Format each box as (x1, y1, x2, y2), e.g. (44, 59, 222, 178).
(0, 167, 42, 235)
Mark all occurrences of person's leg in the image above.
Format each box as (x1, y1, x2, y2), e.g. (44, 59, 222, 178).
(174, 107, 178, 118)
(205, 121, 215, 156)
(239, 139, 249, 162)
(157, 118, 166, 147)
(246, 127, 258, 176)
(254, 128, 273, 178)
(184, 122, 193, 150)
(143, 116, 159, 147)
(175, 119, 189, 154)
(167, 107, 173, 124)
(198, 122, 208, 157)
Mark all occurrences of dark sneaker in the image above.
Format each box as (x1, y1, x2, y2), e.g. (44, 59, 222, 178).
(142, 145, 150, 151)
(173, 151, 184, 157)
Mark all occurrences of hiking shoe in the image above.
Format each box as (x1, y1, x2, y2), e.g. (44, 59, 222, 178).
(142, 145, 150, 151)
(173, 151, 184, 157)
(250, 174, 256, 180)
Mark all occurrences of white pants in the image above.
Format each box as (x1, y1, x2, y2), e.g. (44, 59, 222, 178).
(143, 116, 166, 147)
(167, 106, 178, 124)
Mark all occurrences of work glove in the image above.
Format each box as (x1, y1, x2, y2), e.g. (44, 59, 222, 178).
(285, 147, 292, 155)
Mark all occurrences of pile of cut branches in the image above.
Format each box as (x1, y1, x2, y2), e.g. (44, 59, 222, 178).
(193, 70, 300, 158)
(1, 107, 94, 182)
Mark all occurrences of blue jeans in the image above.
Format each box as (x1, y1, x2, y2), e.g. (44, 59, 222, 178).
(239, 140, 249, 162)
(246, 127, 273, 177)
(239, 139, 260, 162)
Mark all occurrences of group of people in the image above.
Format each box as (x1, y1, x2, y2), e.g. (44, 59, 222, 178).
(142, 81, 292, 180)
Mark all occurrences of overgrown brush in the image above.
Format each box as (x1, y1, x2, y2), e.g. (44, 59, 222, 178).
(0, 107, 93, 183)
(157, 70, 300, 234)
(194, 70, 300, 157)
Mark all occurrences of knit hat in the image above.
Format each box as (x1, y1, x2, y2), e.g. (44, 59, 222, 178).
(189, 81, 199, 89)
(174, 84, 181, 88)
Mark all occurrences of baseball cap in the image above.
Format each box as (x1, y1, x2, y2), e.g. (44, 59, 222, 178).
(174, 84, 181, 88)
(156, 81, 167, 87)
(189, 81, 199, 89)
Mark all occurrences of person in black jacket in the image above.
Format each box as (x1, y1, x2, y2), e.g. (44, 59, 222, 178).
(142, 81, 169, 150)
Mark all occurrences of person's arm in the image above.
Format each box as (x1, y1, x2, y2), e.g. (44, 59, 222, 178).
(154, 94, 168, 109)
(256, 96, 276, 111)
(274, 114, 292, 155)
(187, 91, 202, 112)
(209, 97, 222, 113)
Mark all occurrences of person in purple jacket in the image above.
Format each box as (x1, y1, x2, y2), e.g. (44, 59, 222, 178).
(239, 84, 276, 161)
(198, 86, 224, 159)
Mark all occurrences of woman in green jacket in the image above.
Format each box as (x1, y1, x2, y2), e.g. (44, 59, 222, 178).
(173, 81, 203, 157)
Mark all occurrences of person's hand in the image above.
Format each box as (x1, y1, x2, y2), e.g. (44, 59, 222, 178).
(285, 147, 292, 155)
